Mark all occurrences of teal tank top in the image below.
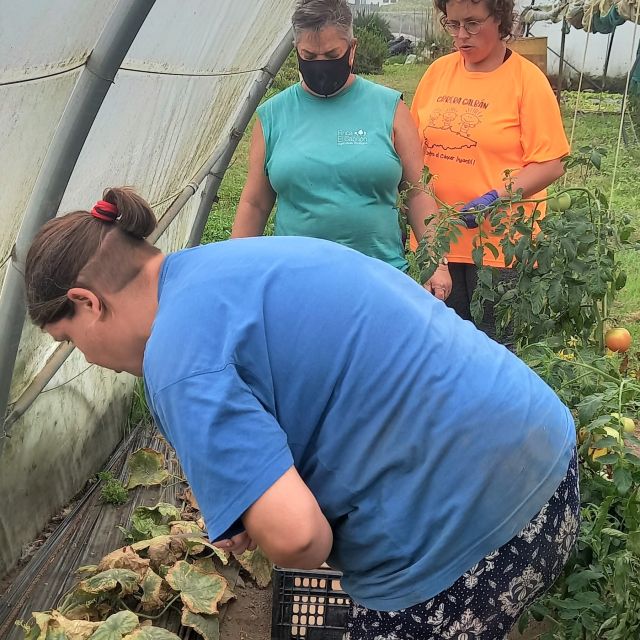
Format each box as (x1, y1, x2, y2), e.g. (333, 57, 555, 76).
(258, 77, 407, 271)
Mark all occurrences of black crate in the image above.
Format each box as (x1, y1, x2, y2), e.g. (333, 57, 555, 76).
(271, 567, 351, 640)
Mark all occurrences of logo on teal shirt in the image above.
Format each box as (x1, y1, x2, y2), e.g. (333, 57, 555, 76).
(337, 129, 368, 145)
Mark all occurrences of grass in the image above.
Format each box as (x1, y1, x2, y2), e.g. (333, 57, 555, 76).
(203, 61, 640, 345)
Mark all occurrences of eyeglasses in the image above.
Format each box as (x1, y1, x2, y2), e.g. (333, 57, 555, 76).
(441, 15, 492, 35)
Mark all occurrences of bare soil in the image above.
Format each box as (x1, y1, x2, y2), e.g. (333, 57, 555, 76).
(220, 580, 273, 640)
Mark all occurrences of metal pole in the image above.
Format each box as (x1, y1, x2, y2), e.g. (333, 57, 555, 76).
(2, 343, 75, 436)
(601, 26, 617, 91)
(0, 0, 156, 428)
(546, 44, 602, 91)
(1, 29, 294, 437)
(556, 19, 567, 102)
(187, 30, 293, 248)
(525, 0, 535, 37)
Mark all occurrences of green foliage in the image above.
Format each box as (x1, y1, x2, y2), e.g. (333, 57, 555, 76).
(353, 11, 393, 42)
(97, 471, 129, 506)
(269, 48, 299, 96)
(119, 502, 182, 543)
(126, 448, 170, 489)
(129, 378, 151, 428)
(413, 168, 464, 283)
(353, 27, 388, 75)
(519, 343, 640, 640)
(20, 502, 271, 639)
(468, 151, 635, 351)
(412, 143, 640, 637)
(386, 54, 408, 65)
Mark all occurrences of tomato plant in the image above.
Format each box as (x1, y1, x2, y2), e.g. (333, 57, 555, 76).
(519, 343, 640, 640)
(467, 152, 635, 352)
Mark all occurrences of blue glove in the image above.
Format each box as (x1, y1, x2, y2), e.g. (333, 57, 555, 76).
(460, 190, 499, 229)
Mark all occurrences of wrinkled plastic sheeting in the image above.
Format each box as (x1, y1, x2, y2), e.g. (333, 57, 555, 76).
(0, 0, 296, 576)
(0, 0, 119, 282)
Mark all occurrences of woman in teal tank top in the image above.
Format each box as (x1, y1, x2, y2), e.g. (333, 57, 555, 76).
(232, 0, 452, 298)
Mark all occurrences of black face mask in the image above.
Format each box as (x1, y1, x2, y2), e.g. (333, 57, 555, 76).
(297, 46, 353, 97)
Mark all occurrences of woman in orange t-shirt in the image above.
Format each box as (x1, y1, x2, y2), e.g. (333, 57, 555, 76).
(410, 0, 569, 344)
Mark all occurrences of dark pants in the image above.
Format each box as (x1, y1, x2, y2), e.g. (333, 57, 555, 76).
(445, 262, 518, 348)
(346, 449, 580, 640)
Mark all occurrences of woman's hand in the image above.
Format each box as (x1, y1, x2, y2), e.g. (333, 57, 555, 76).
(214, 531, 257, 555)
(424, 264, 452, 301)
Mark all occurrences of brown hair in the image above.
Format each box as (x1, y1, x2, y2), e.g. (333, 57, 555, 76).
(435, 0, 514, 39)
(25, 187, 160, 328)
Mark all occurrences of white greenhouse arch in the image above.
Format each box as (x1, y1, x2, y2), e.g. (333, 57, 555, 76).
(0, 0, 295, 576)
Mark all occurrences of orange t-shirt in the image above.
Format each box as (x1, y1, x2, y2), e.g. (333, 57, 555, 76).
(409, 51, 570, 266)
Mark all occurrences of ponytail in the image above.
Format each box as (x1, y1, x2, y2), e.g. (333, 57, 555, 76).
(100, 187, 157, 238)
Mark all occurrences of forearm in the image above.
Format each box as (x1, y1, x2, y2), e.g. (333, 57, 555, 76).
(405, 187, 439, 244)
(497, 159, 565, 200)
(231, 200, 271, 238)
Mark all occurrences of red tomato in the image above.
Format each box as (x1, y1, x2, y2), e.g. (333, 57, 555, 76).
(605, 327, 632, 353)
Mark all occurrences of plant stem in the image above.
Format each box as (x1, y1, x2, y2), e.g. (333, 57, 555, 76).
(118, 593, 182, 620)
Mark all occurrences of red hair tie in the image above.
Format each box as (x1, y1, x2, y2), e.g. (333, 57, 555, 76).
(91, 200, 119, 222)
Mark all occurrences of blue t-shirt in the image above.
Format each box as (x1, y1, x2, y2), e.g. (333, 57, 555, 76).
(143, 237, 574, 611)
(259, 77, 407, 271)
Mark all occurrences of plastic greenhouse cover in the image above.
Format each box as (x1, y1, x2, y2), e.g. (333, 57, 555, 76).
(0, 0, 296, 576)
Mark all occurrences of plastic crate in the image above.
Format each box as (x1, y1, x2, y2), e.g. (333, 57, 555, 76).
(271, 567, 351, 640)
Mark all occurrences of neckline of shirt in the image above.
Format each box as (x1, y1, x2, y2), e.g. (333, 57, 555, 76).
(456, 49, 516, 79)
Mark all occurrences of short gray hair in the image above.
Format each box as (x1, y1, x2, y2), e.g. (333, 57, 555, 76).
(292, 0, 354, 43)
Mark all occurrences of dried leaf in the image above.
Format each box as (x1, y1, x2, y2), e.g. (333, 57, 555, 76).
(181, 609, 220, 640)
(97, 547, 150, 579)
(87, 611, 139, 639)
(79, 569, 140, 597)
(131, 535, 172, 553)
(126, 449, 170, 489)
(202, 543, 229, 565)
(170, 522, 205, 554)
(123, 627, 181, 639)
(170, 521, 203, 535)
(132, 534, 227, 568)
(76, 565, 99, 576)
(132, 536, 181, 570)
(220, 586, 236, 606)
(45, 610, 100, 639)
(58, 589, 102, 621)
(234, 548, 273, 587)
(140, 568, 171, 613)
(191, 558, 235, 604)
(165, 561, 227, 614)
(178, 488, 200, 511)
(32, 612, 55, 638)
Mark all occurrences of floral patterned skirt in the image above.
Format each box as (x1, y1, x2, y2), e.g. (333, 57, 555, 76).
(345, 448, 580, 640)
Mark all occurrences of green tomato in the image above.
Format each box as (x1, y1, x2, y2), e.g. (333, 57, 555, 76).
(611, 412, 636, 433)
(556, 193, 572, 211)
(547, 196, 560, 211)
